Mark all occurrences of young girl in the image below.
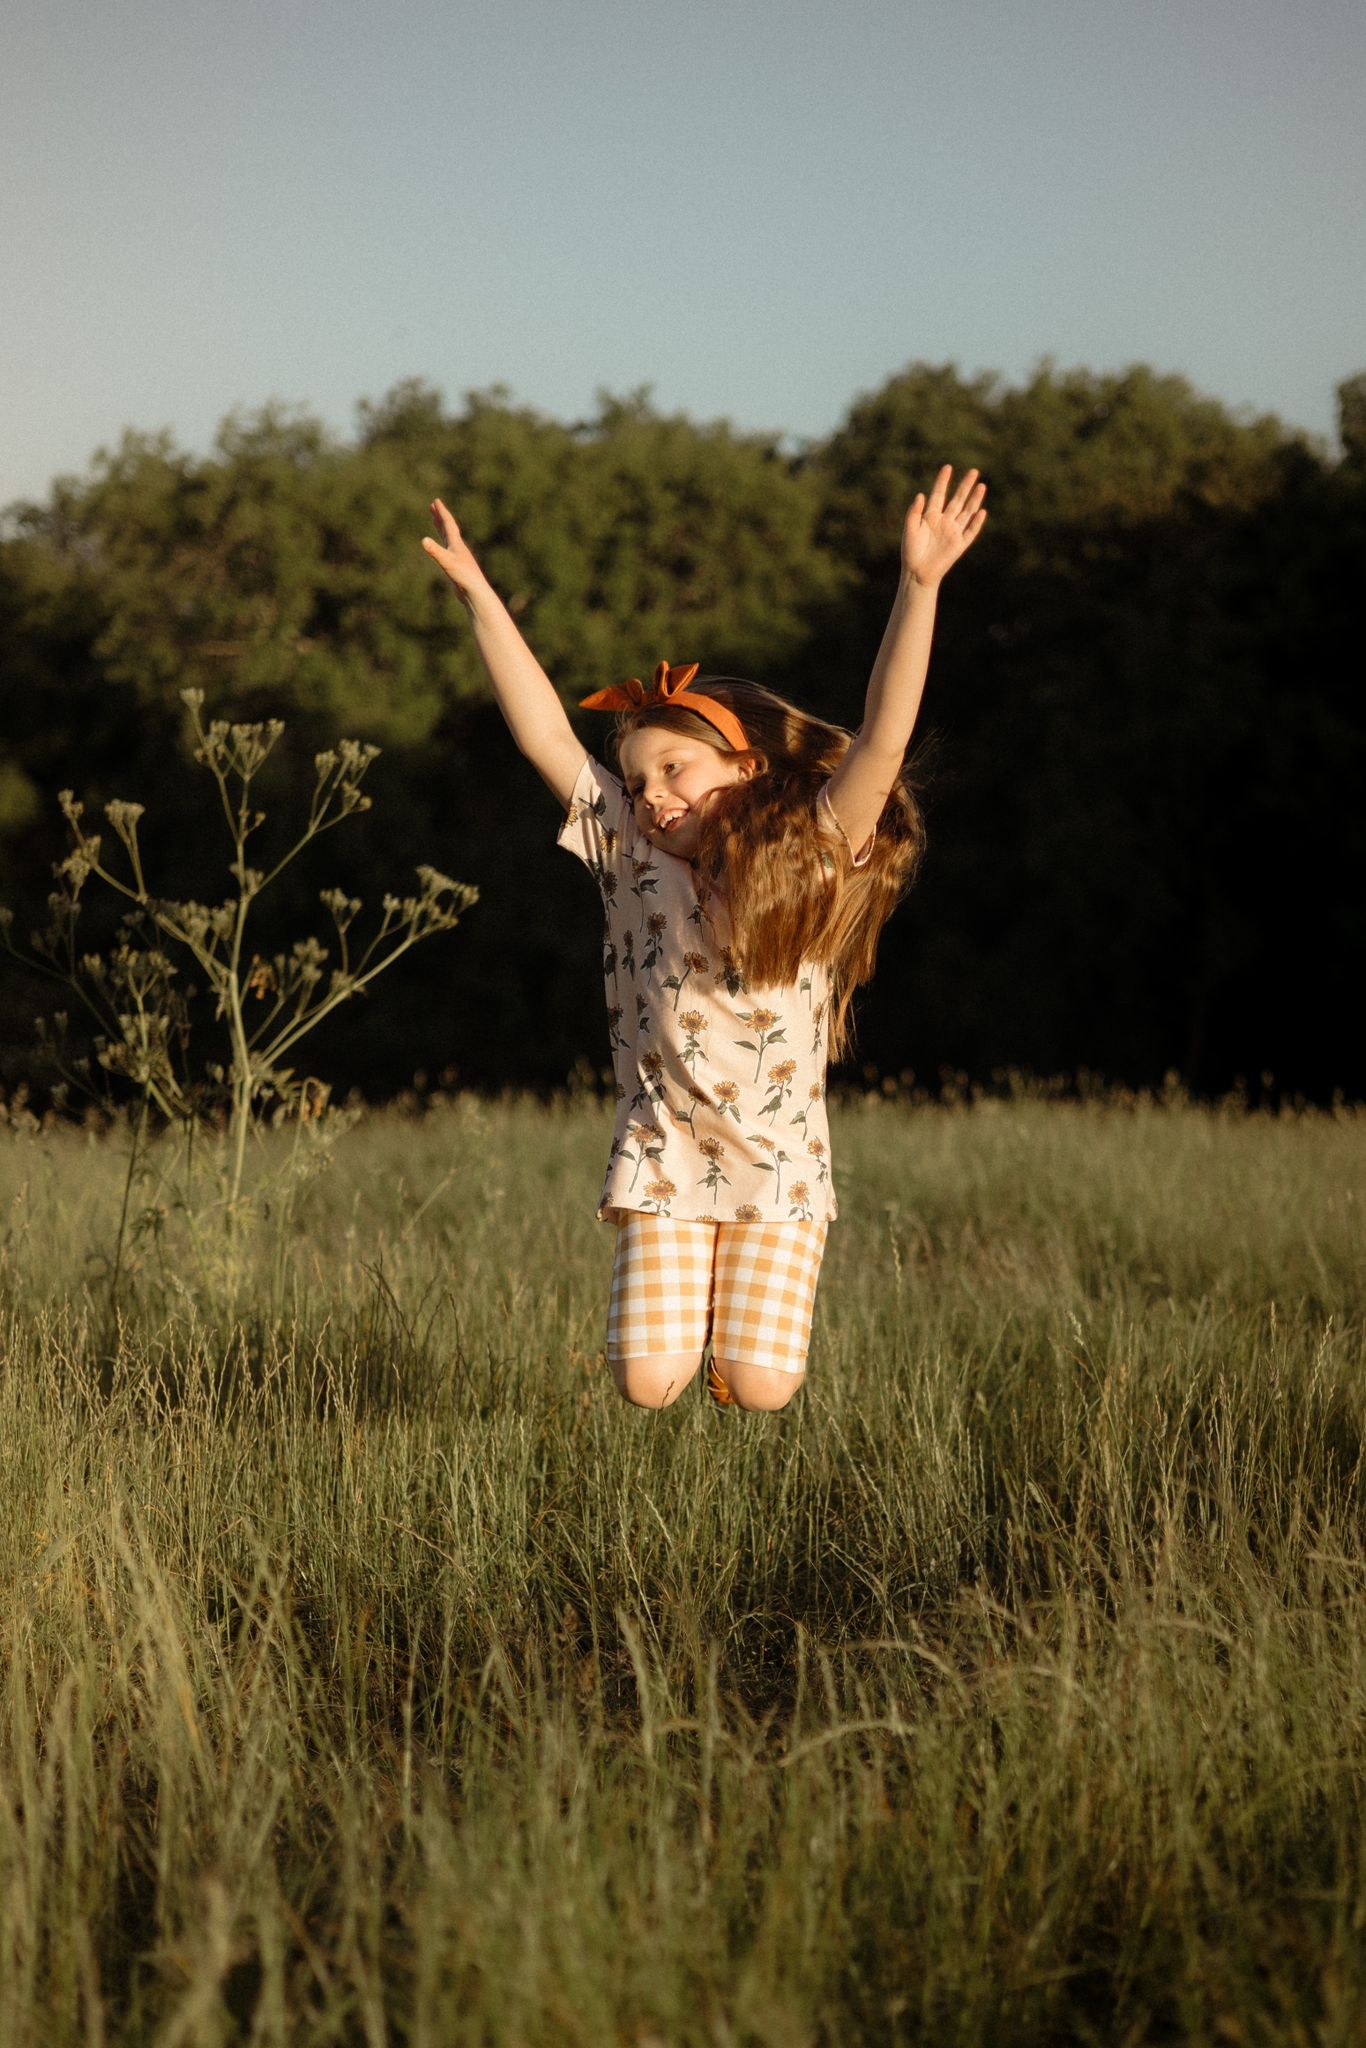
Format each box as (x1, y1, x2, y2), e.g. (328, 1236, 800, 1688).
(423, 466, 986, 1413)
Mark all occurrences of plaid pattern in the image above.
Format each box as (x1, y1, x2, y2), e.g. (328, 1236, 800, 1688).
(608, 1214, 828, 1377)
(712, 1219, 828, 1374)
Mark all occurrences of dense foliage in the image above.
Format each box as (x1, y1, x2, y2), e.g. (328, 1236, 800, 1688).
(3, 364, 1363, 1100)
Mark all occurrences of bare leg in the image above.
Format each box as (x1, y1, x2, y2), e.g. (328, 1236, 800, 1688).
(611, 1350, 705, 1409)
(714, 1360, 805, 1412)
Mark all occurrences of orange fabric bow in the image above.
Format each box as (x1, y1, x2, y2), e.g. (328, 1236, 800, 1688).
(579, 660, 749, 754)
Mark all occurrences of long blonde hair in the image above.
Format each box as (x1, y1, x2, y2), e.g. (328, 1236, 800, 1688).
(609, 677, 925, 1060)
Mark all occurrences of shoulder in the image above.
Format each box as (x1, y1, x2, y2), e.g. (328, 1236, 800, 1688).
(565, 753, 626, 814)
(563, 755, 632, 833)
(558, 755, 635, 867)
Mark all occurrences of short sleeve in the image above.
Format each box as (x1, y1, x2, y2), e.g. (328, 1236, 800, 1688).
(817, 783, 875, 869)
(557, 754, 634, 870)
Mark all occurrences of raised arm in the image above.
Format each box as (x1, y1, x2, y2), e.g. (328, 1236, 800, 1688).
(423, 499, 588, 809)
(824, 466, 987, 855)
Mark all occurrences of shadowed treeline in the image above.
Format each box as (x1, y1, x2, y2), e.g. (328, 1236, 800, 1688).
(2, 363, 1363, 1102)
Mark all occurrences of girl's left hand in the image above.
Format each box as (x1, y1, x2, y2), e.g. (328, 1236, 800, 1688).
(903, 466, 988, 587)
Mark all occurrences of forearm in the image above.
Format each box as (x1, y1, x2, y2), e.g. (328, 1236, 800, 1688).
(827, 467, 983, 847)
(424, 497, 587, 803)
(461, 575, 577, 762)
(858, 573, 940, 760)
(823, 574, 939, 848)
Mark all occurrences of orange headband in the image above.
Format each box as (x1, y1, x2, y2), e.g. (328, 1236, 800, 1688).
(579, 660, 749, 755)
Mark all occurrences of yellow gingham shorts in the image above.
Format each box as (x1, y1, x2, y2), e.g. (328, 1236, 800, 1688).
(607, 1214, 829, 1377)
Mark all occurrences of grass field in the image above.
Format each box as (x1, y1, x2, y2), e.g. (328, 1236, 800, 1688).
(1, 1087, 1363, 2045)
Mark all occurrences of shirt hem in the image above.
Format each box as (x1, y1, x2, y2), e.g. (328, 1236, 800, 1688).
(597, 1196, 839, 1227)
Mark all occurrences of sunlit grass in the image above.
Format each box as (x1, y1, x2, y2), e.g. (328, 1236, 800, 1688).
(1, 1087, 1363, 2044)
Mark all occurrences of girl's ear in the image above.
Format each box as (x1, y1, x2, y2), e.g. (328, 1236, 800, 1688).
(736, 750, 764, 781)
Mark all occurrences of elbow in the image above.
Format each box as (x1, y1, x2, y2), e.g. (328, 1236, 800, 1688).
(851, 736, 907, 778)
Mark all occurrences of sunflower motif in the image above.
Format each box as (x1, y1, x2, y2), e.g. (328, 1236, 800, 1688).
(759, 1054, 799, 1123)
(718, 946, 746, 996)
(668, 1082, 710, 1138)
(712, 1078, 742, 1125)
(617, 1118, 666, 1188)
(641, 906, 668, 970)
(677, 1013, 708, 1072)
(735, 1006, 786, 1080)
(663, 949, 711, 1011)
(697, 1134, 729, 1202)
(630, 1048, 667, 1115)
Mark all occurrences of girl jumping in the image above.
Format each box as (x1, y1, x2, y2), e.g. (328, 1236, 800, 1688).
(423, 466, 986, 1412)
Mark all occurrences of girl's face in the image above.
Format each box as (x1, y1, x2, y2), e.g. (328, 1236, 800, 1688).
(618, 726, 755, 860)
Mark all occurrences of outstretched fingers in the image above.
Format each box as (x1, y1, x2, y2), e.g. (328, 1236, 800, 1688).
(939, 472, 988, 557)
(422, 496, 489, 597)
(902, 465, 988, 582)
(947, 467, 982, 518)
(917, 466, 988, 535)
(424, 498, 457, 553)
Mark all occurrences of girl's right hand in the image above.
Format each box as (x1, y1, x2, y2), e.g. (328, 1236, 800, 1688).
(422, 499, 489, 600)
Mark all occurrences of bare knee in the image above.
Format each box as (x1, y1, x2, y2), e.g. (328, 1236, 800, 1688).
(610, 1351, 703, 1409)
(716, 1361, 805, 1412)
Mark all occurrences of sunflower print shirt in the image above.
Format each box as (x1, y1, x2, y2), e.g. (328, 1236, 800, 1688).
(558, 755, 868, 1226)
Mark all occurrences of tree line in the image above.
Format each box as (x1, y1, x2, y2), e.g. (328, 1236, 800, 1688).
(2, 362, 1363, 1105)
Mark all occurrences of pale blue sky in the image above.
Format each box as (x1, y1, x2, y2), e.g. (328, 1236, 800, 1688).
(3, 0, 1363, 508)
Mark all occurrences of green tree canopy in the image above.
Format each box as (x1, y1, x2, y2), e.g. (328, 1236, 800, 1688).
(3, 364, 1362, 1101)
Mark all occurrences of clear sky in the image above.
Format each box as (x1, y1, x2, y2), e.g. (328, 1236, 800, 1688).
(3, 0, 1363, 509)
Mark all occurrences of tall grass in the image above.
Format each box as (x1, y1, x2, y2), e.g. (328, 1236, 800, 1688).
(1, 1088, 1363, 2044)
